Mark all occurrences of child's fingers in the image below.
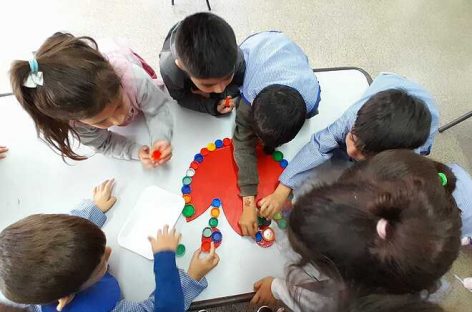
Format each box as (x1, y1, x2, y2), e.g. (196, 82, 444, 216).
(107, 196, 117, 207)
(163, 224, 169, 235)
(156, 228, 163, 237)
(105, 178, 115, 193)
(254, 279, 263, 290)
(93, 186, 97, 195)
(209, 242, 215, 257)
(250, 292, 261, 305)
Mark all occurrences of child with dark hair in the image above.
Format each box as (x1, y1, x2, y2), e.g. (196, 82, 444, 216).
(348, 294, 444, 312)
(259, 73, 439, 219)
(234, 31, 321, 236)
(159, 12, 245, 116)
(0, 180, 218, 312)
(10, 32, 174, 166)
(251, 160, 461, 311)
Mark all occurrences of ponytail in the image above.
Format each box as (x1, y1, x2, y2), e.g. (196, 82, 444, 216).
(9, 32, 121, 161)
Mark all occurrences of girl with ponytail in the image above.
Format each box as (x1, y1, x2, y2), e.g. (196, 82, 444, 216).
(10, 32, 174, 167)
(251, 150, 461, 311)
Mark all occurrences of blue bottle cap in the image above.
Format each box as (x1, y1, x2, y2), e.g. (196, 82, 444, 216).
(181, 185, 191, 194)
(211, 231, 223, 243)
(255, 232, 263, 242)
(280, 159, 288, 168)
(212, 198, 221, 207)
(194, 154, 204, 163)
(215, 139, 223, 148)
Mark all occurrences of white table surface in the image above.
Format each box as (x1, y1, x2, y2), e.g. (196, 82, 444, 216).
(0, 69, 370, 304)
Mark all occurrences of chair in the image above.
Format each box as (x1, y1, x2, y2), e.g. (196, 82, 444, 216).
(439, 111, 472, 132)
(172, 0, 211, 11)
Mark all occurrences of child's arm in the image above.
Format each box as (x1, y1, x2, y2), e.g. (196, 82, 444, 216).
(148, 225, 185, 312)
(232, 100, 259, 236)
(134, 66, 173, 148)
(73, 122, 142, 160)
(70, 179, 116, 228)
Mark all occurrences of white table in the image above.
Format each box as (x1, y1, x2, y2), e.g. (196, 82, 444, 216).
(0, 68, 370, 308)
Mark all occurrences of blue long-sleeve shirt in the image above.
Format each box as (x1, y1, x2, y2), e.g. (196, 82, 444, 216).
(25, 200, 206, 312)
(449, 164, 472, 238)
(154, 251, 184, 312)
(280, 72, 440, 188)
(239, 31, 321, 114)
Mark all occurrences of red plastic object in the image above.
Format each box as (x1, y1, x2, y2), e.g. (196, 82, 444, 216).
(200, 148, 209, 156)
(224, 96, 231, 108)
(201, 241, 211, 252)
(152, 150, 161, 161)
(190, 161, 199, 170)
(223, 138, 231, 146)
(185, 141, 283, 236)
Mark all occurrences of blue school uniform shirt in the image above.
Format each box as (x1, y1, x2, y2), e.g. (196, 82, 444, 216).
(280, 72, 440, 188)
(449, 164, 472, 238)
(26, 200, 206, 312)
(239, 31, 321, 116)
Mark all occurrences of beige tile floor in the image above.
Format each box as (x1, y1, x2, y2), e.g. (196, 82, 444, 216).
(1, 0, 471, 311)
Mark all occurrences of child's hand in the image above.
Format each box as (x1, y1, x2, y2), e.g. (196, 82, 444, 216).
(139, 145, 153, 168)
(239, 196, 258, 236)
(93, 179, 117, 213)
(259, 184, 292, 218)
(148, 225, 181, 254)
(251, 277, 276, 305)
(187, 242, 220, 281)
(216, 97, 234, 114)
(150, 140, 172, 166)
(0, 146, 8, 159)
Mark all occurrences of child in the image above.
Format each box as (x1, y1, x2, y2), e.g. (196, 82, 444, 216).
(340, 149, 472, 240)
(10, 32, 174, 166)
(251, 168, 460, 311)
(258, 72, 439, 219)
(234, 31, 321, 236)
(159, 12, 245, 116)
(0, 180, 219, 312)
(0, 145, 7, 159)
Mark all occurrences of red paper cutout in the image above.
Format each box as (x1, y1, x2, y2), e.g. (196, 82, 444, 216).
(185, 140, 283, 235)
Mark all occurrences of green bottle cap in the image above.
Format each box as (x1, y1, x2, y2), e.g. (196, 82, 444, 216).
(272, 151, 284, 162)
(182, 204, 195, 217)
(176, 244, 186, 257)
(209, 217, 219, 228)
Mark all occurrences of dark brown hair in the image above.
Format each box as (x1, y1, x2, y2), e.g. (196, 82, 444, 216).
(0, 214, 106, 304)
(286, 176, 460, 310)
(10, 32, 121, 161)
(351, 89, 432, 156)
(348, 293, 444, 312)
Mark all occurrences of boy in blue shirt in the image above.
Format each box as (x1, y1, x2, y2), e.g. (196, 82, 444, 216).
(234, 31, 321, 236)
(0, 179, 218, 312)
(258, 73, 439, 219)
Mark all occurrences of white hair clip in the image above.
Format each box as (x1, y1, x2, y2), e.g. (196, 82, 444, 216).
(23, 58, 43, 88)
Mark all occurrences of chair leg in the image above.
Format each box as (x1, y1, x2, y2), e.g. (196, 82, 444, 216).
(171, 0, 174, 5)
(206, 0, 211, 10)
(439, 111, 472, 133)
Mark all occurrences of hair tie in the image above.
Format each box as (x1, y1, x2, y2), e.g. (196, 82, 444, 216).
(376, 218, 388, 240)
(23, 58, 43, 88)
(438, 172, 448, 186)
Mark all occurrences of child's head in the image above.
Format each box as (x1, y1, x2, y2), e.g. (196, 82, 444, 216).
(287, 178, 460, 295)
(0, 214, 110, 304)
(341, 149, 458, 210)
(346, 89, 432, 160)
(251, 84, 307, 151)
(174, 12, 238, 94)
(10, 32, 125, 160)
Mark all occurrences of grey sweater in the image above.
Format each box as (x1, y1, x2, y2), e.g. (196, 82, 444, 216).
(232, 99, 259, 196)
(73, 64, 174, 160)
